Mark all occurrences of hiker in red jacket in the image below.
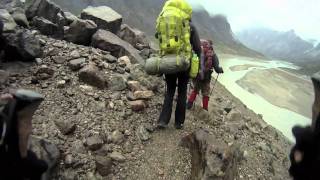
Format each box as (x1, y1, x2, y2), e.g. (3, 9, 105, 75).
(187, 39, 224, 111)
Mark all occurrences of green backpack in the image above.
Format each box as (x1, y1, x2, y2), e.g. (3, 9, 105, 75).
(156, 0, 192, 60)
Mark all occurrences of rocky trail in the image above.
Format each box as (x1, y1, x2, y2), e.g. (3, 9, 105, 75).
(0, 0, 294, 179)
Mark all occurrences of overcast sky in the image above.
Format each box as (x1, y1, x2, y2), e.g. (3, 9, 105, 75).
(187, 0, 320, 41)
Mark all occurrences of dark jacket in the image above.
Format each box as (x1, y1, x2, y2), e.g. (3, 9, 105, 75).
(190, 22, 201, 58)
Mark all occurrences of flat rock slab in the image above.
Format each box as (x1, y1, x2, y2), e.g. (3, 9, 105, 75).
(81, 6, 122, 34)
(91, 29, 143, 64)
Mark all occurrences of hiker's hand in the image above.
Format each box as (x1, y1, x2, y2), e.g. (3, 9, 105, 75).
(217, 67, 224, 74)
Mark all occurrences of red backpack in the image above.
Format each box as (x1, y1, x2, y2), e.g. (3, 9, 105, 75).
(200, 39, 215, 72)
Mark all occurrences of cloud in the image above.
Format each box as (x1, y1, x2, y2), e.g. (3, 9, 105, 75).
(187, 0, 320, 40)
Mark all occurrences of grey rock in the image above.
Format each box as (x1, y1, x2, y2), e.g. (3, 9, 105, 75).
(5, 29, 43, 61)
(180, 129, 243, 180)
(70, 50, 81, 59)
(25, 0, 65, 25)
(0, 70, 9, 85)
(110, 130, 124, 144)
(81, 6, 122, 34)
(35, 58, 43, 64)
(110, 75, 127, 91)
(65, 19, 97, 45)
(61, 170, 77, 180)
(54, 119, 76, 135)
(139, 48, 151, 59)
(52, 55, 66, 64)
(69, 58, 86, 71)
(32, 16, 59, 36)
(137, 125, 151, 141)
(35, 65, 54, 80)
(64, 154, 74, 167)
(11, 7, 29, 28)
(103, 54, 117, 63)
(0, 9, 16, 32)
(95, 156, 112, 176)
(226, 109, 242, 121)
(79, 64, 106, 89)
(71, 140, 86, 154)
(109, 151, 126, 163)
(64, 11, 78, 25)
(119, 24, 150, 49)
(91, 30, 143, 64)
(26, 0, 65, 37)
(30, 136, 60, 180)
(86, 136, 104, 151)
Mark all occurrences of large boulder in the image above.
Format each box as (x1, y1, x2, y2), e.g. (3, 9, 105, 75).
(119, 24, 150, 49)
(64, 19, 97, 45)
(0, 9, 17, 32)
(4, 28, 43, 61)
(32, 16, 59, 36)
(91, 30, 143, 64)
(181, 129, 243, 180)
(25, 0, 65, 38)
(81, 6, 122, 34)
(25, 0, 65, 25)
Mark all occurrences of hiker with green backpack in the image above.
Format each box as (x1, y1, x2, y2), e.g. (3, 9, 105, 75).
(145, 0, 201, 129)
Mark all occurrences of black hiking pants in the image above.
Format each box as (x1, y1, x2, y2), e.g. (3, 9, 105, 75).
(159, 71, 189, 125)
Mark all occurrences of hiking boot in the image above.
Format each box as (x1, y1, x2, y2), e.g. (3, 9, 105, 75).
(175, 123, 184, 130)
(186, 101, 193, 110)
(157, 121, 168, 129)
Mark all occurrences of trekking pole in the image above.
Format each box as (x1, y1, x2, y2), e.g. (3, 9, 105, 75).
(210, 74, 220, 96)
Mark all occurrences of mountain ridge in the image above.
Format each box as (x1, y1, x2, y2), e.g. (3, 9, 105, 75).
(51, 0, 263, 57)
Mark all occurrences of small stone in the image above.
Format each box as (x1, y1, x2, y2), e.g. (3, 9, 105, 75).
(52, 56, 67, 64)
(54, 119, 76, 135)
(118, 56, 131, 67)
(116, 67, 126, 74)
(35, 66, 54, 80)
(65, 154, 73, 167)
(110, 130, 124, 144)
(127, 81, 145, 92)
(137, 125, 151, 141)
(70, 50, 81, 58)
(109, 151, 126, 163)
(71, 140, 86, 154)
(57, 80, 66, 88)
(86, 136, 103, 151)
(79, 64, 106, 89)
(35, 58, 43, 65)
(129, 100, 146, 111)
(110, 75, 127, 91)
(69, 58, 86, 71)
(133, 90, 154, 100)
(126, 92, 136, 101)
(226, 110, 242, 121)
(104, 54, 117, 63)
(95, 156, 112, 176)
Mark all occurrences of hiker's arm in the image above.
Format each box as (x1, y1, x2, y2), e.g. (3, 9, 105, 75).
(212, 54, 223, 74)
(190, 23, 201, 58)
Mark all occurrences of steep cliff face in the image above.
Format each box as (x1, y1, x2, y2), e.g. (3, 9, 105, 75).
(51, 0, 263, 57)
